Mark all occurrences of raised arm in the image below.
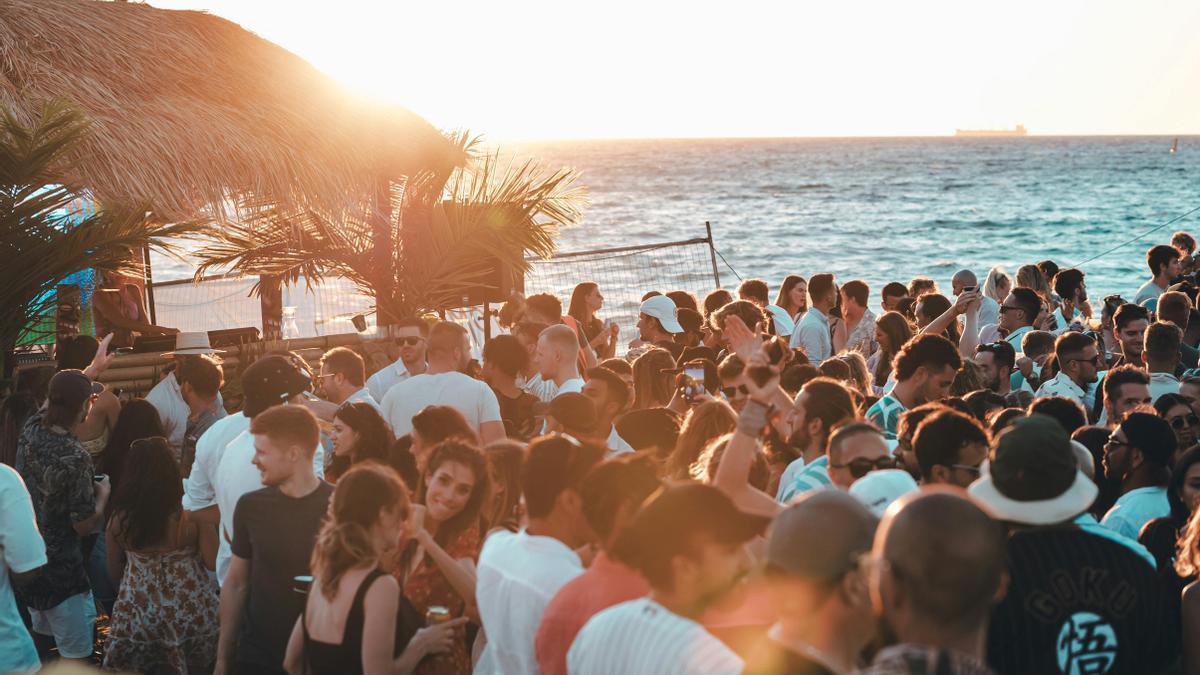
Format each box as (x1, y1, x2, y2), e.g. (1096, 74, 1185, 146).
(413, 527, 478, 610)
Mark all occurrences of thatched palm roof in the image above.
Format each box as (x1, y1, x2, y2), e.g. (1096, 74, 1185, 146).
(0, 0, 461, 220)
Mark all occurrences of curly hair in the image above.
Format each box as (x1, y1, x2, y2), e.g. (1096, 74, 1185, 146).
(664, 400, 737, 480)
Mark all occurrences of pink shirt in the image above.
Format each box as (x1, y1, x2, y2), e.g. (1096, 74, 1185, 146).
(535, 551, 650, 675)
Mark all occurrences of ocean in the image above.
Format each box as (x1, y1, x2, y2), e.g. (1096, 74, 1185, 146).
(507, 135, 1200, 304)
(151, 136, 1200, 335)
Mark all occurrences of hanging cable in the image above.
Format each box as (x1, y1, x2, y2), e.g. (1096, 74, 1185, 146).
(714, 247, 743, 282)
(1071, 203, 1200, 269)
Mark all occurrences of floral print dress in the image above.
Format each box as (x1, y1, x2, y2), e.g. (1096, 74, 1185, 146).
(397, 525, 481, 675)
(103, 521, 219, 673)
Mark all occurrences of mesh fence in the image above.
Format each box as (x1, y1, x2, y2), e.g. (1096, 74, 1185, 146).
(143, 234, 723, 342)
(523, 239, 721, 343)
(152, 276, 374, 337)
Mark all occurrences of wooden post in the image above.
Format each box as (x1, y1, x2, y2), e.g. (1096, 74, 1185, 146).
(371, 177, 395, 326)
(142, 245, 157, 325)
(705, 221, 722, 288)
(260, 275, 283, 341)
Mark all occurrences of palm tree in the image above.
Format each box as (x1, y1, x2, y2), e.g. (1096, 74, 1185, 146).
(193, 134, 587, 323)
(0, 100, 210, 375)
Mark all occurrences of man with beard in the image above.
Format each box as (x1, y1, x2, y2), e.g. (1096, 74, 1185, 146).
(774, 378, 857, 502)
(860, 490, 1006, 675)
(567, 483, 767, 674)
(366, 316, 428, 401)
(973, 340, 1032, 407)
(866, 334, 962, 439)
(1035, 332, 1102, 419)
(1051, 268, 1088, 332)
(1110, 303, 1151, 369)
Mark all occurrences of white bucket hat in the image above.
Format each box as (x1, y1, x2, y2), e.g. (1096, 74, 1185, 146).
(849, 469, 919, 517)
(163, 331, 225, 357)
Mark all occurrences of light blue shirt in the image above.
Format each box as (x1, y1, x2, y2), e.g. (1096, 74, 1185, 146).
(778, 456, 832, 503)
(1004, 325, 1034, 356)
(1074, 513, 1157, 569)
(789, 307, 832, 365)
(1102, 486, 1170, 542)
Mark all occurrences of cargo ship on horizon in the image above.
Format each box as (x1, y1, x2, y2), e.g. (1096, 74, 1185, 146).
(955, 124, 1028, 137)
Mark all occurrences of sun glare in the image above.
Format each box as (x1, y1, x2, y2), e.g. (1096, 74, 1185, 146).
(154, 0, 1200, 140)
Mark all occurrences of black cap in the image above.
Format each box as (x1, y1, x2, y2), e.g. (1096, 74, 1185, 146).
(241, 355, 311, 418)
(544, 392, 597, 432)
(1119, 411, 1176, 467)
(47, 369, 103, 408)
(615, 483, 768, 579)
(989, 414, 1076, 501)
(615, 407, 681, 451)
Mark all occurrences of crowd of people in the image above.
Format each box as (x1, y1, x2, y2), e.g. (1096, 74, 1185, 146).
(3, 232, 1200, 674)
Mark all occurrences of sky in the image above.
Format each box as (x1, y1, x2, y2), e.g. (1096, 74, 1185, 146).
(151, 0, 1200, 141)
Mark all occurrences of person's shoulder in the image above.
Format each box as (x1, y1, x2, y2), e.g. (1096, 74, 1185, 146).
(0, 462, 24, 490)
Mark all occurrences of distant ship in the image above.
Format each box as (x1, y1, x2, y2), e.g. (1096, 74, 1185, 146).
(954, 124, 1028, 137)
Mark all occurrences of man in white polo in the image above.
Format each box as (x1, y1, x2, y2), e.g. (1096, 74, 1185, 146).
(145, 331, 225, 457)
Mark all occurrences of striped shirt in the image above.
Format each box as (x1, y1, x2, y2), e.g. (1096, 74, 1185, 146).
(865, 394, 906, 439)
(777, 456, 832, 503)
(566, 598, 743, 675)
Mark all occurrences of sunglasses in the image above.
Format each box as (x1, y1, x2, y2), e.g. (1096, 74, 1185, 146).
(831, 455, 898, 479)
(397, 336, 425, 347)
(1067, 354, 1102, 367)
(1168, 414, 1200, 430)
(721, 384, 750, 398)
(998, 305, 1022, 314)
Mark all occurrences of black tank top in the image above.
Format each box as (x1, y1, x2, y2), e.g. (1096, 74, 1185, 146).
(301, 568, 421, 674)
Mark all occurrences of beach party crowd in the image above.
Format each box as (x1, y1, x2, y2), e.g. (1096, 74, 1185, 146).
(6, 233, 1200, 675)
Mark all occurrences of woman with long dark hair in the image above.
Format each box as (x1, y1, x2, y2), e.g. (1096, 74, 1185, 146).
(104, 437, 219, 673)
(567, 282, 617, 359)
(869, 311, 914, 392)
(101, 399, 165, 491)
(631, 347, 676, 410)
(774, 275, 808, 321)
(328, 401, 394, 482)
(393, 440, 491, 675)
(283, 463, 464, 675)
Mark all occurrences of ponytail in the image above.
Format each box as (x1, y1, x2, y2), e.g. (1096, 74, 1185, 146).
(312, 521, 377, 600)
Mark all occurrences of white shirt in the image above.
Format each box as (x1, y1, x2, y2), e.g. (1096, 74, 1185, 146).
(1102, 486, 1170, 541)
(343, 387, 383, 414)
(382, 371, 502, 438)
(789, 307, 832, 365)
(607, 426, 635, 456)
(976, 295, 1000, 328)
(0, 465, 46, 674)
(476, 529, 583, 675)
(1135, 279, 1166, 306)
(766, 304, 796, 337)
(567, 598, 743, 675)
(1149, 372, 1181, 404)
(1035, 372, 1098, 412)
(183, 413, 251, 583)
(145, 372, 224, 454)
(556, 378, 585, 395)
(366, 357, 417, 403)
(211, 427, 323, 584)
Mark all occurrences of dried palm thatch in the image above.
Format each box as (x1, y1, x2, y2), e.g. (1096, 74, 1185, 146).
(0, 0, 461, 220)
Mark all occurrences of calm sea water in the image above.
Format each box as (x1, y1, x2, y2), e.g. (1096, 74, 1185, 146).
(508, 136, 1200, 303)
(155, 136, 1200, 319)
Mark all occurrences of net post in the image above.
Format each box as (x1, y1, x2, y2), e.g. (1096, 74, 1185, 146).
(143, 245, 157, 325)
(705, 221, 722, 288)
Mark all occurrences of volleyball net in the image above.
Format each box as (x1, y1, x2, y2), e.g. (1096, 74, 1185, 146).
(35, 225, 729, 346)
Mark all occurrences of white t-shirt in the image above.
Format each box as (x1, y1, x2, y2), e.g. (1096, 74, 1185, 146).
(381, 371, 502, 437)
(476, 529, 583, 675)
(146, 371, 225, 455)
(366, 358, 414, 403)
(567, 597, 744, 675)
(211, 427, 322, 584)
(0, 465, 46, 674)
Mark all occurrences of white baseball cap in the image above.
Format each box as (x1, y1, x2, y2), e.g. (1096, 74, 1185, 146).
(849, 469, 919, 517)
(639, 295, 684, 334)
